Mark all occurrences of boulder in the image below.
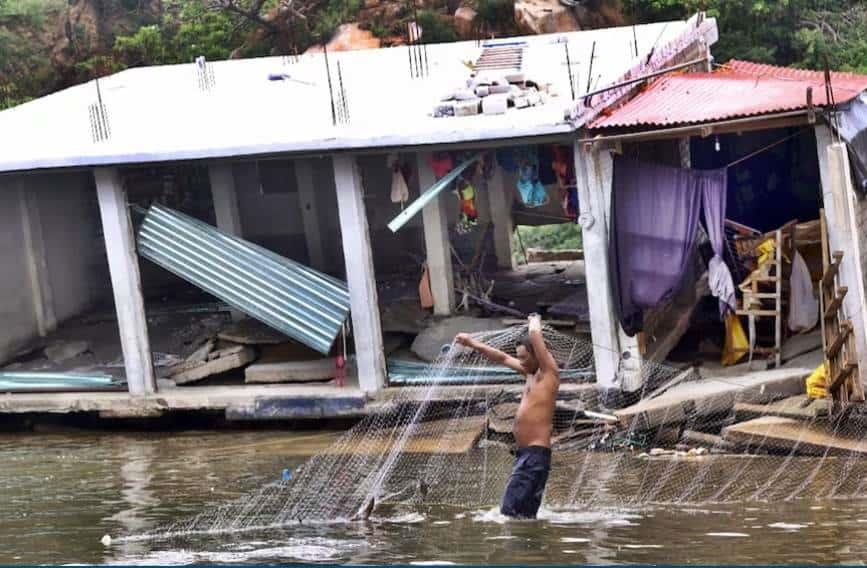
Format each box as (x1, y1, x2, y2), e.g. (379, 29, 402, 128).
(454, 6, 478, 39)
(411, 316, 505, 362)
(305, 23, 381, 53)
(514, 0, 580, 35)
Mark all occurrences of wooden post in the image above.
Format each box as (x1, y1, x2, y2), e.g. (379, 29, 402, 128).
(332, 155, 386, 393)
(487, 164, 516, 269)
(816, 125, 867, 385)
(208, 164, 243, 237)
(94, 168, 155, 396)
(16, 180, 56, 337)
(294, 159, 327, 272)
(417, 153, 455, 316)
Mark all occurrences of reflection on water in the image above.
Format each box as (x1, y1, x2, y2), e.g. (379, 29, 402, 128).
(2, 430, 867, 564)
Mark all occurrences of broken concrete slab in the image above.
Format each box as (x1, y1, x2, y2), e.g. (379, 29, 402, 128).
(614, 366, 812, 431)
(218, 318, 289, 345)
(185, 338, 215, 365)
(733, 395, 830, 422)
(44, 341, 90, 363)
(722, 415, 867, 456)
(411, 316, 504, 362)
(170, 345, 256, 385)
(380, 300, 431, 335)
(246, 358, 348, 384)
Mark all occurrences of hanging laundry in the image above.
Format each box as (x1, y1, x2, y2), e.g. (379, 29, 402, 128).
(419, 263, 434, 309)
(552, 145, 578, 222)
(455, 178, 478, 234)
(610, 158, 729, 335)
(390, 155, 409, 205)
(428, 152, 454, 179)
(788, 250, 819, 332)
(495, 148, 519, 173)
(516, 147, 548, 208)
(700, 170, 737, 317)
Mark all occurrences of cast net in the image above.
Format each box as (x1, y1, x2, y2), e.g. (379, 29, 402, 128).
(120, 325, 867, 543)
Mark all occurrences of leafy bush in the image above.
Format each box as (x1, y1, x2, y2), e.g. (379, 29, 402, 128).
(512, 223, 583, 264)
(416, 10, 458, 44)
(475, 0, 514, 29)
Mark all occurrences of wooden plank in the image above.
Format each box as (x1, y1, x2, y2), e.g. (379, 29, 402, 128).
(723, 416, 867, 456)
(826, 322, 851, 360)
(829, 362, 857, 393)
(324, 415, 486, 455)
(246, 357, 347, 383)
(820, 253, 843, 289)
(171, 346, 255, 385)
(823, 288, 848, 320)
(736, 309, 780, 316)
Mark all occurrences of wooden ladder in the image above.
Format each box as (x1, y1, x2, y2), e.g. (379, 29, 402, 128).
(736, 228, 785, 367)
(819, 210, 863, 406)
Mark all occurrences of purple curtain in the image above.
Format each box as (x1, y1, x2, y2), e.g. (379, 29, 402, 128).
(610, 158, 730, 336)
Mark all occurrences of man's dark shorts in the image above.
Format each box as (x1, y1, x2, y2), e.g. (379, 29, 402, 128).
(500, 445, 551, 519)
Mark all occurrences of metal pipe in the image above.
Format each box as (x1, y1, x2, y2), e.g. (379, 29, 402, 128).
(579, 55, 710, 102)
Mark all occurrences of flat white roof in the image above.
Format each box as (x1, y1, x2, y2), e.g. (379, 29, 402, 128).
(0, 20, 692, 174)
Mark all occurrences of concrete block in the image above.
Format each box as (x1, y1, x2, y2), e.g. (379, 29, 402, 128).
(482, 95, 508, 115)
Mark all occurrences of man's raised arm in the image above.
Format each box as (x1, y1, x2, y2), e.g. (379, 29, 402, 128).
(528, 315, 558, 375)
(454, 333, 526, 374)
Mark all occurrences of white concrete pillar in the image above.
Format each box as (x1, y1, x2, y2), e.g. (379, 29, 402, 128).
(208, 163, 243, 237)
(574, 145, 628, 391)
(815, 125, 867, 383)
(487, 164, 516, 269)
(94, 168, 156, 396)
(294, 159, 327, 271)
(16, 180, 57, 337)
(332, 155, 387, 393)
(417, 153, 456, 316)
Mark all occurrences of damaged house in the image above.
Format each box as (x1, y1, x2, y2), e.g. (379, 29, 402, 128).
(4, 11, 862, 426)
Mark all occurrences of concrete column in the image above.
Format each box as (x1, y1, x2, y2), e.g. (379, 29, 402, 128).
(332, 155, 387, 393)
(94, 168, 156, 396)
(574, 145, 628, 391)
(294, 159, 327, 271)
(17, 180, 57, 337)
(417, 153, 455, 316)
(487, 164, 515, 269)
(815, 125, 867, 382)
(208, 163, 243, 237)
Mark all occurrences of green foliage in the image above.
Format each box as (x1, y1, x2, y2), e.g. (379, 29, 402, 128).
(416, 10, 457, 43)
(312, 0, 362, 42)
(0, 0, 63, 24)
(632, 0, 867, 71)
(512, 224, 583, 264)
(475, 0, 514, 29)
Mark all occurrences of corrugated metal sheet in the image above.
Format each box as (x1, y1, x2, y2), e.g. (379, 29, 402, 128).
(0, 372, 122, 392)
(591, 59, 867, 129)
(138, 205, 349, 354)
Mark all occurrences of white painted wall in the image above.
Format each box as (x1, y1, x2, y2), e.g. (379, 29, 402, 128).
(0, 172, 108, 362)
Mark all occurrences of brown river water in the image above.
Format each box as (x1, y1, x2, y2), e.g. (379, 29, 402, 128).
(3, 430, 867, 565)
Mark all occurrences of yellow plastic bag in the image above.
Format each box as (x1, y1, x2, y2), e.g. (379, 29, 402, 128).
(722, 312, 748, 366)
(806, 364, 828, 399)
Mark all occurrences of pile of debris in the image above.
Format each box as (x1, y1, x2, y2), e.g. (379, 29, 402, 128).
(433, 71, 555, 118)
(163, 317, 351, 387)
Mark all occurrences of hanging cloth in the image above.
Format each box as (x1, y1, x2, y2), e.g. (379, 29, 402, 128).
(455, 179, 478, 234)
(428, 152, 454, 179)
(788, 250, 819, 333)
(390, 159, 409, 205)
(516, 147, 549, 208)
(610, 158, 702, 335)
(721, 312, 748, 366)
(610, 158, 729, 335)
(698, 168, 736, 317)
(419, 263, 434, 309)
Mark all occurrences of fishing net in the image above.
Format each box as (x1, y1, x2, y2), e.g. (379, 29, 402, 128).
(120, 324, 867, 544)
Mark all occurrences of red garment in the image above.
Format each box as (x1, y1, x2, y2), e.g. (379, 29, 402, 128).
(428, 153, 454, 179)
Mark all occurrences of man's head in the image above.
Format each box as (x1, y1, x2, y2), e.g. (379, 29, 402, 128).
(516, 332, 539, 374)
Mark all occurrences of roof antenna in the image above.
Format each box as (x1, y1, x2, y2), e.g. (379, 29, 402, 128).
(88, 78, 111, 143)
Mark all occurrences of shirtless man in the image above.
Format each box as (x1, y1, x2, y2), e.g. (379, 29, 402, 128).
(455, 314, 560, 519)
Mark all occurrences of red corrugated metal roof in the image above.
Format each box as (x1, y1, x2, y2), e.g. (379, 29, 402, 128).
(590, 59, 867, 129)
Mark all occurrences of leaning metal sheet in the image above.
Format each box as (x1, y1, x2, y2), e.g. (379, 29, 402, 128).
(137, 204, 349, 354)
